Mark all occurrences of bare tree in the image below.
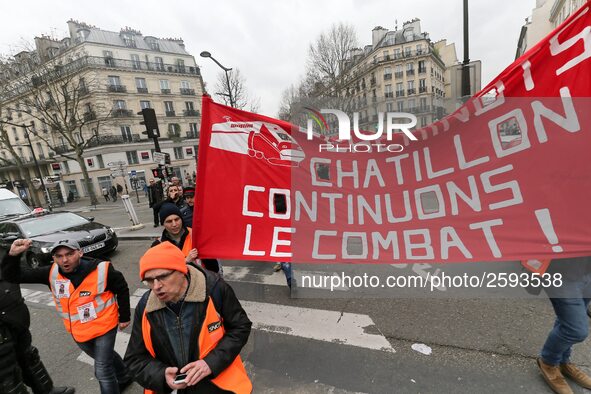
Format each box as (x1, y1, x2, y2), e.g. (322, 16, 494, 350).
(306, 22, 358, 95)
(0, 55, 111, 205)
(214, 68, 260, 111)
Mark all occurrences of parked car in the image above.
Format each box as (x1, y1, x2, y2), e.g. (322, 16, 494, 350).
(0, 188, 32, 219)
(0, 211, 118, 268)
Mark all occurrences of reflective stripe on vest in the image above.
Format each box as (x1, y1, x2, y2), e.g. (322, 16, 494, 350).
(181, 228, 193, 257)
(141, 296, 252, 394)
(49, 261, 119, 342)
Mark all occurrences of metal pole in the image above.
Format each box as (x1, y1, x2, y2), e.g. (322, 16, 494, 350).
(22, 125, 52, 211)
(461, 0, 471, 100)
(224, 69, 235, 108)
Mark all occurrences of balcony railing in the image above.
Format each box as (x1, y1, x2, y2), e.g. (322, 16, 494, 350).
(394, 71, 404, 79)
(406, 70, 415, 76)
(180, 88, 195, 95)
(161, 89, 171, 94)
(385, 92, 394, 98)
(419, 68, 427, 74)
(419, 86, 428, 93)
(186, 131, 199, 139)
(136, 87, 149, 93)
(396, 91, 405, 97)
(54, 134, 142, 154)
(165, 110, 176, 117)
(183, 109, 200, 117)
(407, 88, 416, 95)
(112, 109, 133, 118)
(107, 84, 127, 93)
(384, 74, 392, 80)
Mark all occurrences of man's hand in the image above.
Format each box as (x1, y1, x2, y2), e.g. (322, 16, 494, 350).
(165, 366, 187, 390)
(9, 239, 32, 257)
(118, 321, 130, 330)
(180, 359, 212, 386)
(186, 248, 198, 263)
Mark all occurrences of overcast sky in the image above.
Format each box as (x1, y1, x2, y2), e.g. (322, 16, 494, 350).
(0, 0, 538, 117)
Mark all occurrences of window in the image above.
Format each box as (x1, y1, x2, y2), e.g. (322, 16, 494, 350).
(121, 126, 133, 142)
(126, 151, 139, 164)
(420, 97, 428, 110)
(416, 44, 423, 54)
(96, 154, 104, 168)
(180, 80, 191, 89)
(189, 123, 199, 132)
(406, 63, 414, 71)
(386, 102, 394, 112)
(174, 147, 184, 160)
(12, 127, 19, 142)
(131, 54, 141, 69)
(36, 143, 44, 159)
(404, 47, 411, 57)
(408, 99, 416, 111)
(113, 100, 127, 110)
(384, 84, 393, 98)
(164, 101, 175, 116)
(418, 60, 427, 73)
(408, 80, 415, 89)
(160, 79, 170, 93)
(103, 50, 114, 66)
(108, 75, 121, 86)
(87, 158, 94, 167)
(383, 50, 389, 60)
(140, 100, 151, 109)
(135, 78, 147, 93)
(176, 59, 185, 72)
(154, 57, 164, 71)
(394, 48, 401, 58)
(419, 79, 427, 93)
(185, 101, 194, 111)
(397, 101, 404, 111)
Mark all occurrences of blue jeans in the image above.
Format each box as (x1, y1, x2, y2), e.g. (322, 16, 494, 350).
(281, 262, 293, 288)
(541, 277, 591, 366)
(76, 327, 128, 394)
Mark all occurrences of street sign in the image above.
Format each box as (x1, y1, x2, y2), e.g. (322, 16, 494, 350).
(110, 170, 125, 177)
(130, 170, 137, 177)
(153, 152, 166, 165)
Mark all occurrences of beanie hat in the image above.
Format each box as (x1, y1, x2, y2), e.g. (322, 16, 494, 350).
(159, 202, 182, 225)
(139, 241, 188, 279)
(184, 187, 195, 197)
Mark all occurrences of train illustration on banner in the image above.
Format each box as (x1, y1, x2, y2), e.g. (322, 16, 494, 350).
(210, 119, 305, 167)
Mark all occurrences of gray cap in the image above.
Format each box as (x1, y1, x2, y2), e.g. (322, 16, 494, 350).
(50, 239, 81, 255)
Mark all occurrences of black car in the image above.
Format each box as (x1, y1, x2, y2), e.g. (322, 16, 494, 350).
(0, 211, 118, 268)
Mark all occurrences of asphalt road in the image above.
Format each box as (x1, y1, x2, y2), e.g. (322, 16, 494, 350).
(22, 240, 591, 393)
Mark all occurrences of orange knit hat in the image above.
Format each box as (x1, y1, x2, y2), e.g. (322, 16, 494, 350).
(139, 241, 188, 279)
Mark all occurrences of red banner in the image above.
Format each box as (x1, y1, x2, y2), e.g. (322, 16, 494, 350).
(195, 3, 591, 263)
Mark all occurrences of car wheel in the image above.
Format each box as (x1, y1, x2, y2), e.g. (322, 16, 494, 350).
(27, 253, 42, 269)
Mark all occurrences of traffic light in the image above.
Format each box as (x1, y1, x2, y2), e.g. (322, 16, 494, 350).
(138, 108, 160, 138)
(164, 153, 171, 165)
(151, 168, 162, 178)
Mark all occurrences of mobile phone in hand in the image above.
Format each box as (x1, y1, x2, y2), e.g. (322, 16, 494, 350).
(173, 373, 187, 384)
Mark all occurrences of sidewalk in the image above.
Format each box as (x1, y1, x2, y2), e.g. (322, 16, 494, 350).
(51, 194, 161, 240)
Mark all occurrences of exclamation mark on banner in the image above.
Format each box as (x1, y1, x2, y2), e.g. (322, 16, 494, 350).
(535, 208, 563, 253)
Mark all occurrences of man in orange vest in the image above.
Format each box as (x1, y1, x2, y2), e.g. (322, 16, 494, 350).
(1, 239, 132, 394)
(153, 203, 221, 274)
(124, 242, 252, 393)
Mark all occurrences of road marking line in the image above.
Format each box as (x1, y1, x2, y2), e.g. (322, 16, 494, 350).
(241, 300, 394, 353)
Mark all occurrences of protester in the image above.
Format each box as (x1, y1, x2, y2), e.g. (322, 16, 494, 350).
(165, 184, 191, 228)
(152, 203, 221, 274)
(183, 186, 195, 228)
(0, 240, 75, 394)
(148, 179, 164, 228)
(124, 242, 252, 393)
(1, 239, 132, 394)
(537, 256, 591, 394)
(102, 187, 110, 202)
(170, 176, 183, 194)
(110, 185, 118, 202)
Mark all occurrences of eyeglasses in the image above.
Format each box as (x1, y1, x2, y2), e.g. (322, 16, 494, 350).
(143, 271, 176, 287)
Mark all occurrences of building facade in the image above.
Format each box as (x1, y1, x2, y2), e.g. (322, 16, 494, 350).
(516, 0, 586, 59)
(326, 19, 479, 133)
(0, 20, 204, 206)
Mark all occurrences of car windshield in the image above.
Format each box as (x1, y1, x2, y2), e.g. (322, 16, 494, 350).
(19, 213, 89, 237)
(0, 198, 32, 218)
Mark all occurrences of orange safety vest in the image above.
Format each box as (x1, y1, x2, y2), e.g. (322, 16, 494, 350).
(49, 261, 119, 342)
(521, 259, 552, 275)
(161, 227, 193, 257)
(141, 296, 252, 394)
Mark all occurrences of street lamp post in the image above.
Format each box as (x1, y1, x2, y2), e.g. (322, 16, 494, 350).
(461, 0, 471, 100)
(200, 51, 235, 108)
(22, 124, 52, 211)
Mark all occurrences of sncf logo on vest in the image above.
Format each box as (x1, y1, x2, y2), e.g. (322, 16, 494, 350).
(79, 291, 92, 297)
(208, 321, 221, 333)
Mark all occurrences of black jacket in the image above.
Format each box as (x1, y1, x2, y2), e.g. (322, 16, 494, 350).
(0, 252, 30, 331)
(0, 255, 131, 323)
(124, 266, 251, 394)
